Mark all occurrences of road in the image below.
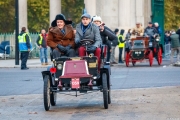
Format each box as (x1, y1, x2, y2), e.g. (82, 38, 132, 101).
(0, 61, 180, 120)
(0, 60, 179, 96)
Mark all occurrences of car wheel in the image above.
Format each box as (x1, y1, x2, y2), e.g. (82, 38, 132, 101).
(102, 72, 108, 109)
(50, 91, 57, 106)
(43, 75, 51, 111)
(149, 50, 154, 66)
(157, 47, 162, 65)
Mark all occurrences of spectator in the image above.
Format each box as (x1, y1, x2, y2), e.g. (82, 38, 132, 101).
(18, 27, 32, 70)
(170, 29, 180, 63)
(164, 31, 171, 44)
(36, 29, 48, 65)
(118, 29, 125, 63)
(47, 14, 76, 58)
(176, 26, 180, 42)
(110, 28, 119, 64)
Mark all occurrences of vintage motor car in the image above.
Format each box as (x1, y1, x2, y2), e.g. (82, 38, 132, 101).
(41, 39, 111, 111)
(125, 36, 162, 67)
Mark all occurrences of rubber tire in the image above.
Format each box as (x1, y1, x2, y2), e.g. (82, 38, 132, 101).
(43, 75, 51, 111)
(50, 91, 57, 106)
(125, 52, 130, 67)
(102, 73, 108, 109)
(149, 50, 154, 66)
(107, 72, 111, 104)
(157, 48, 162, 65)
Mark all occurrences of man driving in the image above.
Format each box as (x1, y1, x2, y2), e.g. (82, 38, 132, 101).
(132, 22, 144, 36)
(144, 22, 157, 41)
(75, 13, 102, 69)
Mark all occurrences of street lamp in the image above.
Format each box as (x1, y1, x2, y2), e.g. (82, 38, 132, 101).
(15, 0, 19, 65)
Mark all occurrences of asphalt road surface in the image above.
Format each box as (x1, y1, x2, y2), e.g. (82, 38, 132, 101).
(0, 60, 179, 96)
(0, 60, 180, 120)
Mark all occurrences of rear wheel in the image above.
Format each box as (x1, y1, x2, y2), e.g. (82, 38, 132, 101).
(43, 75, 51, 111)
(102, 73, 108, 109)
(107, 72, 111, 104)
(149, 50, 154, 66)
(157, 47, 162, 65)
(125, 52, 130, 67)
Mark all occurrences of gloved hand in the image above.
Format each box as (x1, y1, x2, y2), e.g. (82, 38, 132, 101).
(87, 45, 96, 53)
(65, 45, 72, 51)
(57, 44, 66, 53)
(75, 40, 81, 48)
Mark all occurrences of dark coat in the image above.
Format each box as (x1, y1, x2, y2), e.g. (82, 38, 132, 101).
(75, 23, 102, 47)
(47, 25, 75, 49)
(170, 33, 180, 48)
(100, 26, 118, 48)
(176, 29, 180, 40)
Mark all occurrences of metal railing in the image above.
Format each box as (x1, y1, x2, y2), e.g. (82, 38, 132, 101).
(164, 43, 171, 59)
(0, 33, 51, 59)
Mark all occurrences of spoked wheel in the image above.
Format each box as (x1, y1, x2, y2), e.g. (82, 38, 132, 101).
(102, 72, 108, 109)
(125, 52, 130, 67)
(157, 47, 162, 65)
(107, 72, 111, 104)
(149, 50, 154, 66)
(50, 91, 57, 106)
(43, 75, 51, 111)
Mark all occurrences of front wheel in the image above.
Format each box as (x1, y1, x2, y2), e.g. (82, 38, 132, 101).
(102, 73, 108, 109)
(50, 91, 57, 106)
(157, 47, 162, 65)
(43, 75, 51, 111)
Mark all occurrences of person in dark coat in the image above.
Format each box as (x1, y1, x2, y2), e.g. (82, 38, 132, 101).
(18, 27, 32, 70)
(176, 26, 180, 42)
(170, 29, 180, 63)
(110, 28, 119, 64)
(92, 15, 117, 62)
(164, 31, 171, 44)
(47, 14, 76, 58)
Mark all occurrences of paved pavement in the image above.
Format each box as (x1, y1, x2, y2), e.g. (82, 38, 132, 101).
(0, 58, 180, 68)
(0, 58, 50, 68)
(0, 86, 180, 120)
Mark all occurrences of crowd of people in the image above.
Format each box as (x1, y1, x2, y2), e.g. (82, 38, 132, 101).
(18, 13, 180, 70)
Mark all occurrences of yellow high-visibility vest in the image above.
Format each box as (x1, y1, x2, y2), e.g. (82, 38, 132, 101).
(38, 34, 43, 44)
(118, 35, 125, 48)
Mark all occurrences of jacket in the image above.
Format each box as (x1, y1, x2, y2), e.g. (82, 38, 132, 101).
(75, 23, 102, 47)
(47, 25, 75, 49)
(36, 34, 48, 48)
(144, 26, 157, 37)
(170, 33, 180, 48)
(100, 26, 117, 48)
(176, 29, 180, 40)
(18, 32, 32, 51)
(118, 30, 125, 48)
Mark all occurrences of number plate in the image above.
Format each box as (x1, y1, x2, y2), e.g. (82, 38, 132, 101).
(71, 78, 80, 89)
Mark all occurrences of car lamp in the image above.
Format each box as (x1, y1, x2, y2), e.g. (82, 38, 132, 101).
(57, 64, 63, 70)
(50, 67, 56, 73)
